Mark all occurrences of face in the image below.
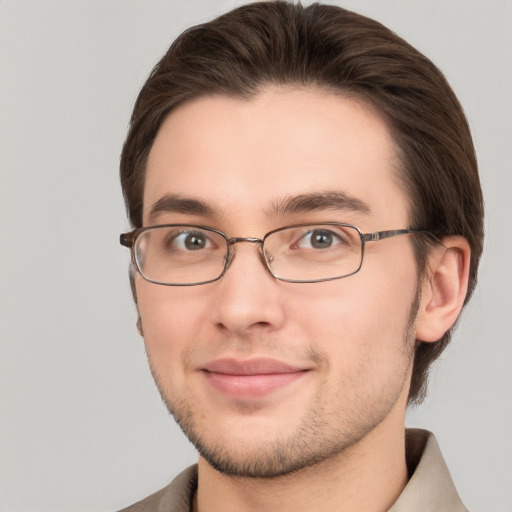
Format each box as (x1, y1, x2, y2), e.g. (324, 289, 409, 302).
(136, 88, 420, 477)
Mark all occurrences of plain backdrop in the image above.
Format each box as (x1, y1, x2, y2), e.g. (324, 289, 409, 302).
(1, 1, 511, 511)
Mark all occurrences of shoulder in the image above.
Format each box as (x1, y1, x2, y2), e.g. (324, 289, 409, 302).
(116, 465, 198, 512)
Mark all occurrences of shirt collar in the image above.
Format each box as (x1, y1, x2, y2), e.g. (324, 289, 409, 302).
(388, 429, 467, 512)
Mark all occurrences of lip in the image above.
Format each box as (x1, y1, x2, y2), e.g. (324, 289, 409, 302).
(201, 358, 309, 399)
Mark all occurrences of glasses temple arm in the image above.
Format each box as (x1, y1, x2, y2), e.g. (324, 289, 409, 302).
(361, 229, 427, 243)
(120, 232, 135, 248)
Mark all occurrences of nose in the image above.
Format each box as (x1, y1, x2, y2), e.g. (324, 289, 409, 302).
(210, 241, 286, 336)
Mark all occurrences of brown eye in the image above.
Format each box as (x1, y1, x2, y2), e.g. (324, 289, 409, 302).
(184, 232, 207, 250)
(168, 230, 212, 251)
(296, 229, 341, 250)
(310, 230, 334, 249)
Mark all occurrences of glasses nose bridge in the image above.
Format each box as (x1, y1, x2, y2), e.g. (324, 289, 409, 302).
(225, 236, 269, 272)
(226, 236, 265, 258)
(228, 236, 263, 247)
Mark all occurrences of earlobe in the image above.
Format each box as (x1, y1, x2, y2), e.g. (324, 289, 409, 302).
(130, 270, 144, 337)
(136, 316, 144, 336)
(415, 236, 471, 343)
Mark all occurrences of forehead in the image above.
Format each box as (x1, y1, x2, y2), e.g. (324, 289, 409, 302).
(143, 88, 409, 229)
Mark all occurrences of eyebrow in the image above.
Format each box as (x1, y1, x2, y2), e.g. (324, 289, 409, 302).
(148, 190, 371, 223)
(269, 191, 371, 216)
(148, 194, 217, 221)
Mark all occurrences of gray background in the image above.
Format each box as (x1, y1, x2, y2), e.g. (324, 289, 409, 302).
(1, 1, 511, 511)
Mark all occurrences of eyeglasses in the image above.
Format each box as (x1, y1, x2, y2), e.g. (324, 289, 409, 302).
(120, 223, 429, 286)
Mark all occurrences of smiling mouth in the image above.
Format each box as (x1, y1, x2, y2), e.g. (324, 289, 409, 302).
(201, 358, 309, 399)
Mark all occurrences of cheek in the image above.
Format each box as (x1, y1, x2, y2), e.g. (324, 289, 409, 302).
(290, 276, 414, 337)
(135, 280, 209, 369)
(287, 261, 418, 367)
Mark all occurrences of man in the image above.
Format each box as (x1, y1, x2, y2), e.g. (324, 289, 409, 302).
(117, 2, 483, 511)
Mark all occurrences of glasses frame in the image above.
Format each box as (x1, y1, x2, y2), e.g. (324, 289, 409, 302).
(120, 223, 431, 286)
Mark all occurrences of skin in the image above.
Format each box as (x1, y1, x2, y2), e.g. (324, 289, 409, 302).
(135, 88, 470, 512)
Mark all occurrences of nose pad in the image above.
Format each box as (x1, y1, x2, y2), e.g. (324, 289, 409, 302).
(223, 247, 235, 272)
(264, 249, 275, 264)
(262, 249, 276, 278)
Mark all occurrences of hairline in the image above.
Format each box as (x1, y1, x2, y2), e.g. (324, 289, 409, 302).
(138, 83, 419, 229)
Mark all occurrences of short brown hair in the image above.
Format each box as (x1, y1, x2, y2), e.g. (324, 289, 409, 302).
(120, 1, 484, 404)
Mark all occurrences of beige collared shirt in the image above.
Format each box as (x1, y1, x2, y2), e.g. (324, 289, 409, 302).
(389, 429, 468, 511)
(118, 429, 468, 512)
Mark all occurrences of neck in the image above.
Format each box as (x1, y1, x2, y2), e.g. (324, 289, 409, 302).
(193, 422, 408, 512)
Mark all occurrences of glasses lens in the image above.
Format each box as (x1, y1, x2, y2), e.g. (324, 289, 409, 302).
(134, 226, 227, 285)
(264, 224, 362, 282)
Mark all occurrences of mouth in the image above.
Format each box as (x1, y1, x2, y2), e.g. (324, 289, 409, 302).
(201, 358, 309, 399)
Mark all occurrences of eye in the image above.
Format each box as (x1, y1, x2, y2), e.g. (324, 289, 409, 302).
(294, 229, 344, 250)
(170, 230, 212, 251)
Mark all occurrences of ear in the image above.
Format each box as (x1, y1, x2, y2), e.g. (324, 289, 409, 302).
(415, 236, 471, 343)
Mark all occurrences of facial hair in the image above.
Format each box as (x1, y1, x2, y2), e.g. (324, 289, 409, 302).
(147, 290, 420, 479)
